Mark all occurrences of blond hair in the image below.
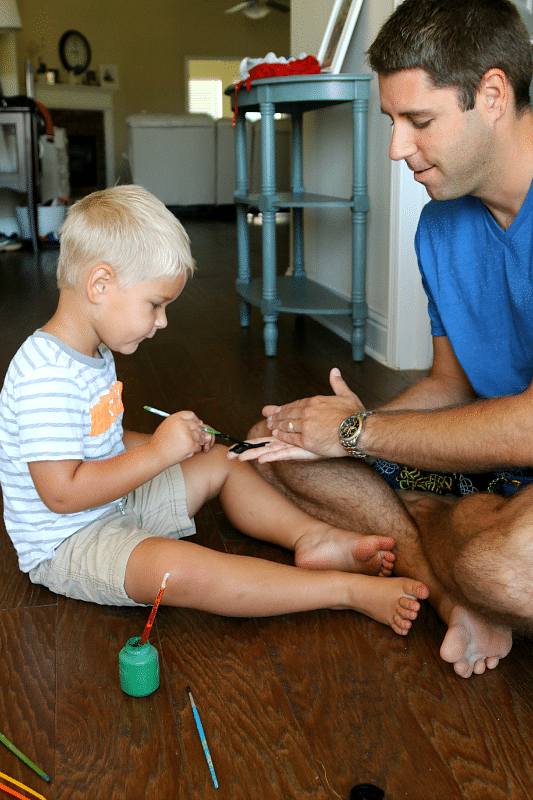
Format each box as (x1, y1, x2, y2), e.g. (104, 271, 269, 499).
(57, 185, 196, 289)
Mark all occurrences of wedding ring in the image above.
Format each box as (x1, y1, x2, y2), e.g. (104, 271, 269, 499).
(288, 420, 295, 433)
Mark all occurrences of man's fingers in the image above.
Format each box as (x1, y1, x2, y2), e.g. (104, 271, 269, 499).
(329, 367, 354, 398)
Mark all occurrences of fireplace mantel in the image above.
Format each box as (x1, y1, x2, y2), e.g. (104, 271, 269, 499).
(35, 84, 116, 188)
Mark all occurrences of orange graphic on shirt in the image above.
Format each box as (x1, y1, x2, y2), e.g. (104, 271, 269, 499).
(89, 381, 124, 437)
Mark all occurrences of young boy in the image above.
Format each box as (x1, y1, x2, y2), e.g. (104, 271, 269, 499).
(0, 186, 428, 633)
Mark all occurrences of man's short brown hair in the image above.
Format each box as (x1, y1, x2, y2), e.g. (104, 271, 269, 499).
(367, 0, 533, 114)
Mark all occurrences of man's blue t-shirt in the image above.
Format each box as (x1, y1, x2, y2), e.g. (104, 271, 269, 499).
(415, 182, 533, 398)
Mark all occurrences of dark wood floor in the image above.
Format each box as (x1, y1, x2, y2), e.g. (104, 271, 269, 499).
(1, 218, 533, 800)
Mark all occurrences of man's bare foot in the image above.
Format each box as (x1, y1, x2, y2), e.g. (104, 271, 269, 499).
(440, 604, 513, 678)
(294, 527, 396, 576)
(354, 577, 429, 635)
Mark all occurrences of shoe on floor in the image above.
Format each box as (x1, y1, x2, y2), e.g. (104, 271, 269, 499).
(0, 233, 23, 251)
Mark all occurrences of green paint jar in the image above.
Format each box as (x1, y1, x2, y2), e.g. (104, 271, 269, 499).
(119, 636, 160, 697)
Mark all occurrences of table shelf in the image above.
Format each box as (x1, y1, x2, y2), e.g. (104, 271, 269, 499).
(237, 276, 352, 315)
(235, 191, 355, 209)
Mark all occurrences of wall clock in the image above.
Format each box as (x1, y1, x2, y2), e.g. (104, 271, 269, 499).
(59, 30, 92, 75)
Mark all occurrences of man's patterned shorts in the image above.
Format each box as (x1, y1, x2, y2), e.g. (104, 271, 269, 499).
(371, 459, 533, 498)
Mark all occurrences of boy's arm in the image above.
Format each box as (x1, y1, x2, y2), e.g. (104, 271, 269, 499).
(122, 429, 152, 449)
(28, 411, 210, 514)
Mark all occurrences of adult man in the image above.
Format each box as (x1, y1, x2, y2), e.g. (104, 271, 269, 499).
(235, 0, 533, 678)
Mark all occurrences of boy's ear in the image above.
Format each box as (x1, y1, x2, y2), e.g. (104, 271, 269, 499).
(86, 264, 116, 303)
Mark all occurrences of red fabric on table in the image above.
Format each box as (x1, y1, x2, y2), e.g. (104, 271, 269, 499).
(232, 55, 321, 126)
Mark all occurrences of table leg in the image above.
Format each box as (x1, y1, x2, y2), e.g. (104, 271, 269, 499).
(234, 110, 251, 326)
(351, 97, 369, 361)
(259, 101, 279, 356)
(261, 209, 278, 356)
(236, 206, 251, 327)
(291, 110, 305, 278)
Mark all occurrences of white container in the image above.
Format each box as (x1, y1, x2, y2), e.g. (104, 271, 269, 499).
(16, 205, 67, 240)
(126, 113, 216, 206)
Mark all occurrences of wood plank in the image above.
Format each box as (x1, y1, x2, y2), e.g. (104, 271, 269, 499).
(159, 606, 331, 799)
(361, 604, 533, 799)
(0, 607, 56, 793)
(221, 529, 462, 799)
(55, 598, 186, 800)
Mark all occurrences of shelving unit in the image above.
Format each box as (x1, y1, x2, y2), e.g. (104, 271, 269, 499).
(225, 73, 372, 359)
(0, 107, 39, 251)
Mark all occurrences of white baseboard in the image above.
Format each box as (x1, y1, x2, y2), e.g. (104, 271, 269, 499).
(310, 306, 389, 366)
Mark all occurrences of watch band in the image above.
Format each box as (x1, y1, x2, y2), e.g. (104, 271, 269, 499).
(339, 411, 374, 458)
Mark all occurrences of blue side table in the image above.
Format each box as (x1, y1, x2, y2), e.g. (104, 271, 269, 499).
(225, 74, 372, 360)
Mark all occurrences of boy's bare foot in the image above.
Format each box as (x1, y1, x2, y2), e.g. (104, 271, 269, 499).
(294, 527, 396, 576)
(440, 604, 513, 677)
(354, 577, 429, 635)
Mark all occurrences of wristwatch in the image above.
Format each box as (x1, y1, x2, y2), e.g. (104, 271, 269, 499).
(339, 411, 374, 458)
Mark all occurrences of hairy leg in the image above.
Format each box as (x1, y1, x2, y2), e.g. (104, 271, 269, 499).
(247, 420, 514, 677)
(181, 444, 396, 576)
(402, 487, 533, 676)
(406, 485, 533, 628)
(124, 536, 427, 631)
(400, 492, 513, 678)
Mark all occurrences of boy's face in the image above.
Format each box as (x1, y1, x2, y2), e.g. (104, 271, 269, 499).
(379, 68, 494, 202)
(97, 273, 186, 354)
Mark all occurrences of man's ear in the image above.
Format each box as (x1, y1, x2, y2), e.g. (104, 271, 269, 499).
(86, 264, 116, 304)
(478, 68, 508, 121)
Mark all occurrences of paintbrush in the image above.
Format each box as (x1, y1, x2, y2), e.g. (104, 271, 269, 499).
(138, 572, 170, 646)
(143, 405, 268, 452)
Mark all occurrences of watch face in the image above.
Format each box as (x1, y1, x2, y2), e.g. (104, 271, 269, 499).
(340, 415, 361, 442)
(59, 30, 91, 75)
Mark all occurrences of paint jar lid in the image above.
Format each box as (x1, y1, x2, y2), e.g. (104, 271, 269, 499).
(350, 785, 385, 800)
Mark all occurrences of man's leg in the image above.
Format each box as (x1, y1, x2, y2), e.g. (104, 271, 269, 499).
(248, 422, 513, 677)
(402, 485, 533, 675)
(404, 485, 533, 626)
(399, 491, 514, 677)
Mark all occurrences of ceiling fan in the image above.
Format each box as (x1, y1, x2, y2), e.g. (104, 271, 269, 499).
(225, 0, 290, 20)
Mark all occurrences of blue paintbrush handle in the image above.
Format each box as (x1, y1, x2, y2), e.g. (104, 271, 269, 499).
(186, 686, 218, 789)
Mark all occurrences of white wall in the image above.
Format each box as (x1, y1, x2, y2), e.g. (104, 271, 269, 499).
(291, 0, 393, 361)
(291, 0, 432, 368)
(0, 32, 20, 96)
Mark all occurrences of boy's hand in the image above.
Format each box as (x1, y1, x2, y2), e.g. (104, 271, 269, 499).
(150, 411, 214, 466)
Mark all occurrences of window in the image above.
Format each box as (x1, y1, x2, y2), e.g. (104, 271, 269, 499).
(188, 79, 223, 119)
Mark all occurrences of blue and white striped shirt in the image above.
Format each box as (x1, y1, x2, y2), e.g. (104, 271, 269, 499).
(0, 332, 126, 571)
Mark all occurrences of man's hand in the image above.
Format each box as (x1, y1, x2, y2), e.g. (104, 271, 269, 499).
(227, 436, 323, 464)
(262, 368, 365, 458)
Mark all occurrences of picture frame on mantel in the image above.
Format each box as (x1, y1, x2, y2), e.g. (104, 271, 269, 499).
(317, 0, 364, 73)
(100, 64, 120, 89)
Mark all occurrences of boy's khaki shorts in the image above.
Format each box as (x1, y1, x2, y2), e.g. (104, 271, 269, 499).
(28, 464, 195, 606)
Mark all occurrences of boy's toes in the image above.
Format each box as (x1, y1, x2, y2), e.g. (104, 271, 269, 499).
(399, 595, 421, 612)
(392, 616, 412, 635)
